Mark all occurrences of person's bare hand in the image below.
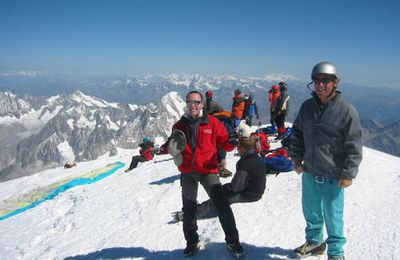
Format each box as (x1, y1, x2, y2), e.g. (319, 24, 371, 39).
(339, 178, 353, 188)
(295, 161, 303, 174)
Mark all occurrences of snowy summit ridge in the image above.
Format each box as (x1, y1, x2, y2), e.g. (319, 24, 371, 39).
(0, 146, 398, 259)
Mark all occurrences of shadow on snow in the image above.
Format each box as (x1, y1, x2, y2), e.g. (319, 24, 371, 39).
(149, 174, 180, 185)
(64, 242, 294, 260)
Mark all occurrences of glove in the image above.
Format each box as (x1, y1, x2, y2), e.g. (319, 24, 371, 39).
(168, 138, 184, 166)
(228, 131, 240, 146)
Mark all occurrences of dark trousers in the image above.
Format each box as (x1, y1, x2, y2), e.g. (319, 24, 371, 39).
(275, 112, 286, 133)
(270, 110, 276, 127)
(218, 149, 227, 163)
(180, 173, 239, 245)
(128, 156, 147, 170)
(196, 189, 260, 219)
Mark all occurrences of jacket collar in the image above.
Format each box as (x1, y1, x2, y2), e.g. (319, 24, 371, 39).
(241, 149, 256, 158)
(312, 91, 341, 106)
(181, 114, 209, 125)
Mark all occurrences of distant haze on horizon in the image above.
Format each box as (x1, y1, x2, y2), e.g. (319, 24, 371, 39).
(0, 0, 399, 88)
(0, 70, 397, 91)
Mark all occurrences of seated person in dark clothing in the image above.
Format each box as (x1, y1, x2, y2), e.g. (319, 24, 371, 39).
(124, 136, 155, 172)
(175, 136, 266, 220)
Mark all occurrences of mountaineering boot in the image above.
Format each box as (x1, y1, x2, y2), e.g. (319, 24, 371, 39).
(328, 257, 345, 260)
(183, 241, 202, 257)
(227, 243, 245, 258)
(293, 241, 326, 258)
(172, 211, 184, 222)
(218, 167, 233, 178)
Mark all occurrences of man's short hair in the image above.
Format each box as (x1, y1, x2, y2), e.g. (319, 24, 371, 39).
(186, 90, 204, 101)
(238, 136, 255, 150)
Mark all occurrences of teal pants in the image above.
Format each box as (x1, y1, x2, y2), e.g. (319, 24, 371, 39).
(302, 172, 346, 257)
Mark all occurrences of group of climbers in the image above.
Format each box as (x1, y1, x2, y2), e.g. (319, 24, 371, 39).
(124, 84, 291, 174)
(122, 62, 362, 260)
(162, 90, 297, 257)
(230, 88, 259, 126)
(230, 83, 290, 139)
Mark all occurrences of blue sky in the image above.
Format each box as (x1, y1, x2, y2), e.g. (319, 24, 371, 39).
(0, 0, 399, 88)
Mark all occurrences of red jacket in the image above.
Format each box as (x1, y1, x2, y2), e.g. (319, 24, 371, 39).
(139, 143, 155, 161)
(268, 89, 281, 111)
(173, 115, 235, 174)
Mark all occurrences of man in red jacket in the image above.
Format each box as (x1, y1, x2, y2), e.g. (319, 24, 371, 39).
(170, 90, 243, 257)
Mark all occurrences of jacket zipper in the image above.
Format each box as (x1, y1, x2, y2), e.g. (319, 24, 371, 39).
(311, 98, 327, 171)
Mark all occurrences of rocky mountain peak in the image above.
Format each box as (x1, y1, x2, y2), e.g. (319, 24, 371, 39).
(0, 91, 186, 182)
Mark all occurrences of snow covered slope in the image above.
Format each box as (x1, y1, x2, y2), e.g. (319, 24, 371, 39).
(0, 146, 399, 260)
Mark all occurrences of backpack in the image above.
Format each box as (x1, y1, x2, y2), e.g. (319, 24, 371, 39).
(263, 147, 294, 174)
(231, 96, 246, 119)
(213, 111, 240, 134)
(250, 132, 270, 155)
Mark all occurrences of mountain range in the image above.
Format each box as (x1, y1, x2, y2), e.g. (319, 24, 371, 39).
(1, 72, 399, 122)
(0, 90, 185, 182)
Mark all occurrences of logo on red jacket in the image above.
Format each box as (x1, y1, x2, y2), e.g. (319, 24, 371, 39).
(203, 129, 212, 134)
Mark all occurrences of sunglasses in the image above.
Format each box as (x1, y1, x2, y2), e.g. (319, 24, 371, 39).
(186, 100, 202, 106)
(313, 77, 333, 85)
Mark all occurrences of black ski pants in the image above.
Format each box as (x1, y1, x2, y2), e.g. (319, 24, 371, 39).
(270, 109, 276, 127)
(180, 173, 239, 246)
(128, 155, 147, 171)
(275, 111, 286, 132)
(195, 189, 260, 220)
